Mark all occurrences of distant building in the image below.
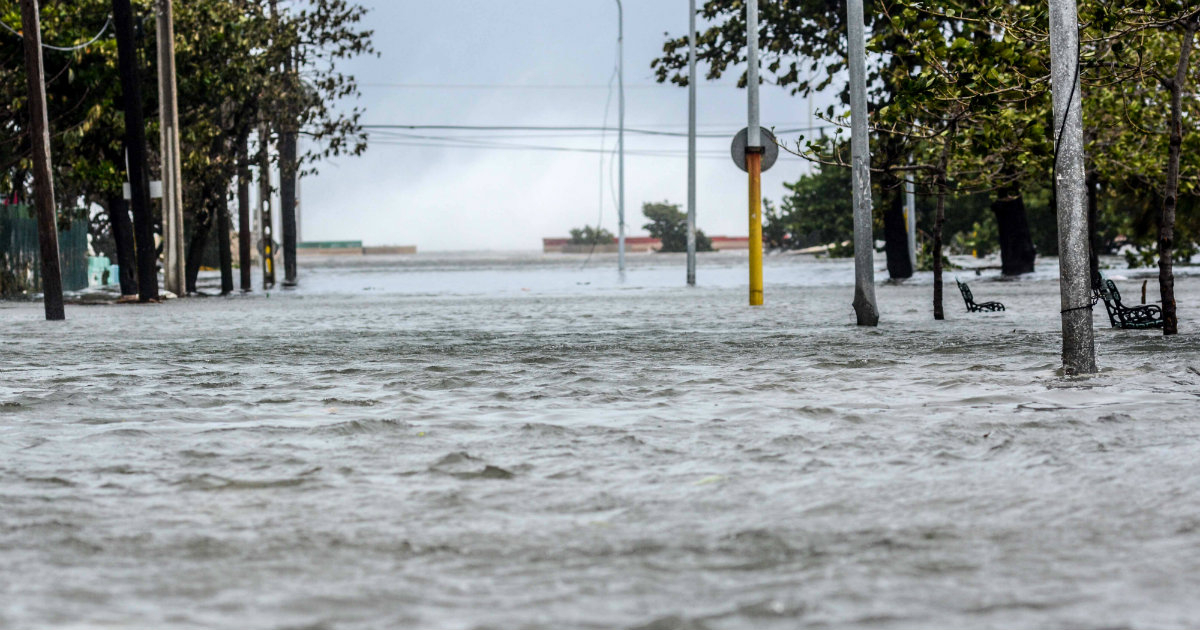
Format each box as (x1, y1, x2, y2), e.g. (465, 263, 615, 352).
(297, 241, 417, 256)
(542, 236, 750, 254)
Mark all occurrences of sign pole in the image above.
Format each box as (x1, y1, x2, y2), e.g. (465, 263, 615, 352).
(746, 0, 763, 305)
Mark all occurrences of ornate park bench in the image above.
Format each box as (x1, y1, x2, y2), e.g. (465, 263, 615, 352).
(1094, 278, 1164, 329)
(955, 279, 1005, 312)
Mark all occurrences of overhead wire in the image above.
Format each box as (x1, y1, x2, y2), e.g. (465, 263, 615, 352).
(0, 16, 112, 52)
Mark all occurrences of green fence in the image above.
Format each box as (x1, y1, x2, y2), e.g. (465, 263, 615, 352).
(1, 204, 89, 296)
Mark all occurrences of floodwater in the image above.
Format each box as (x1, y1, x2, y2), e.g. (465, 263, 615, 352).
(2, 251, 1199, 629)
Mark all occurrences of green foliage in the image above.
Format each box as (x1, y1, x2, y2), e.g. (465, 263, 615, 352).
(641, 201, 712, 253)
(772, 162, 854, 255)
(568, 226, 614, 245)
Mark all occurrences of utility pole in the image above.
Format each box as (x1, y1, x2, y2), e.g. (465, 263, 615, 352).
(19, 0, 64, 321)
(112, 0, 159, 302)
(258, 124, 276, 289)
(746, 0, 764, 306)
(1049, 0, 1097, 374)
(155, 0, 185, 297)
(686, 0, 697, 287)
(615, 0, 626, 280)
(846, 0, 879, 325)
(238, 135, 252, 292)
(280, 46, 299, 288)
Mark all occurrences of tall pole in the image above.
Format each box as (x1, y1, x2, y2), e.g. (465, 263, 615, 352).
(616, 0, 626, 280)
(746, 0, 763, 306)
(846, 0, 879, 325)
(686, 0, 697, 286)
(112, 0, 159, 302)
(19, 0, 64, 321)
(1049, 0, 1097, 374)
(155, 0, 185, 297)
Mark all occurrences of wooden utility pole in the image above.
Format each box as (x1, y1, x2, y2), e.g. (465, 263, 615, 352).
(112, 0, 159, 302)
(155, 0, 185, 297)
(846, 0, 879, 325)
(1049, 0, 1097, 373)
(19, 0, 64, 320)
(238, 135, 252, 292)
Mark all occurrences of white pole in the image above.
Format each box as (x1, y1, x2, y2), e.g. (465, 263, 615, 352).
(616, 0, 626, 279)
(1049, 0, 1097, 374)
(846, 0, 879, 325)
(686, 0, 697, 286)
(746, 0, 760, 148)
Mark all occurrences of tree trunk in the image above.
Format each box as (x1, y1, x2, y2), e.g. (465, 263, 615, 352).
(217, 195, 234, 295)
(992, 185, 1037, 276)
(106, 195, 138, 296)
(882, 173, 914, 279)
(933, 180, 945, 321)
(1159, 22, 1195, 336)
(238, 135, 252, 292)
(184, 192, 214, 294)
(1086, 168, 1100, 289)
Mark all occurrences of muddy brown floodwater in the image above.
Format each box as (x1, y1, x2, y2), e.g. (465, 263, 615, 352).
(2, 252, 1199, 629)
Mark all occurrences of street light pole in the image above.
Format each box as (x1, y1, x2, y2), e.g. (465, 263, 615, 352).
(616, 0, 626, 279)
(686, 0, 697, 286)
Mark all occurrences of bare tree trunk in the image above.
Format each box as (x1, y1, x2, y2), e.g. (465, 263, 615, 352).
(106, 195, 138, 296)
(933, 178, 945, 321)
(237, 135, 252, 292)
(1159, 21, 1195, 336)
(217, 195, 233, 295)
(1086, 167, 1100, 289)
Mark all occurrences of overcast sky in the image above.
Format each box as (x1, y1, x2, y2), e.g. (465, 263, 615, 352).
(301, 1, 839, 251)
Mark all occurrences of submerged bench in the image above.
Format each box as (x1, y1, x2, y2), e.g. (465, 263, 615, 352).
(955, 279, 1005, 312)
(1094, 278, 1164, 329)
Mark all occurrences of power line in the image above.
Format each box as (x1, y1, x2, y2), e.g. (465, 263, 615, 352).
(362, 123, 832, 138)
(0, 17, 111, 52)
(361, 82, 746, 90)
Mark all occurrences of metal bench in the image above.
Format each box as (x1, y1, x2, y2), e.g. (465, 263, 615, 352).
(1094, 278, 1163, 329)
(955, 279, 1005, 312)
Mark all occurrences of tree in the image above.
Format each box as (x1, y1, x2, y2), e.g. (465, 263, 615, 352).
(641, 201, 712, 252)
(569, 226, 614, 245)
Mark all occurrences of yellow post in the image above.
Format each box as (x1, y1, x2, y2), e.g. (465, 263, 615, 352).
(748, 150, 764, 305)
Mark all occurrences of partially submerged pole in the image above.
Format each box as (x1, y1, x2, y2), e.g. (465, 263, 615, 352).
(746, 0, 764, 306)
(112, 0, 159, 302)
(155, 0, 185, 297)
(19, 0, 64, 320)
(1048, 0, 1097, 374)
(686, 0, 697, 287)
(616, 0, 626, 280)
(846, 0, 879, 325)
(258, 124, 276, 289)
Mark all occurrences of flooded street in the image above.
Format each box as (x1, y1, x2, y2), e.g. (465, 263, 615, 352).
(3, 253, 1200, 629)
